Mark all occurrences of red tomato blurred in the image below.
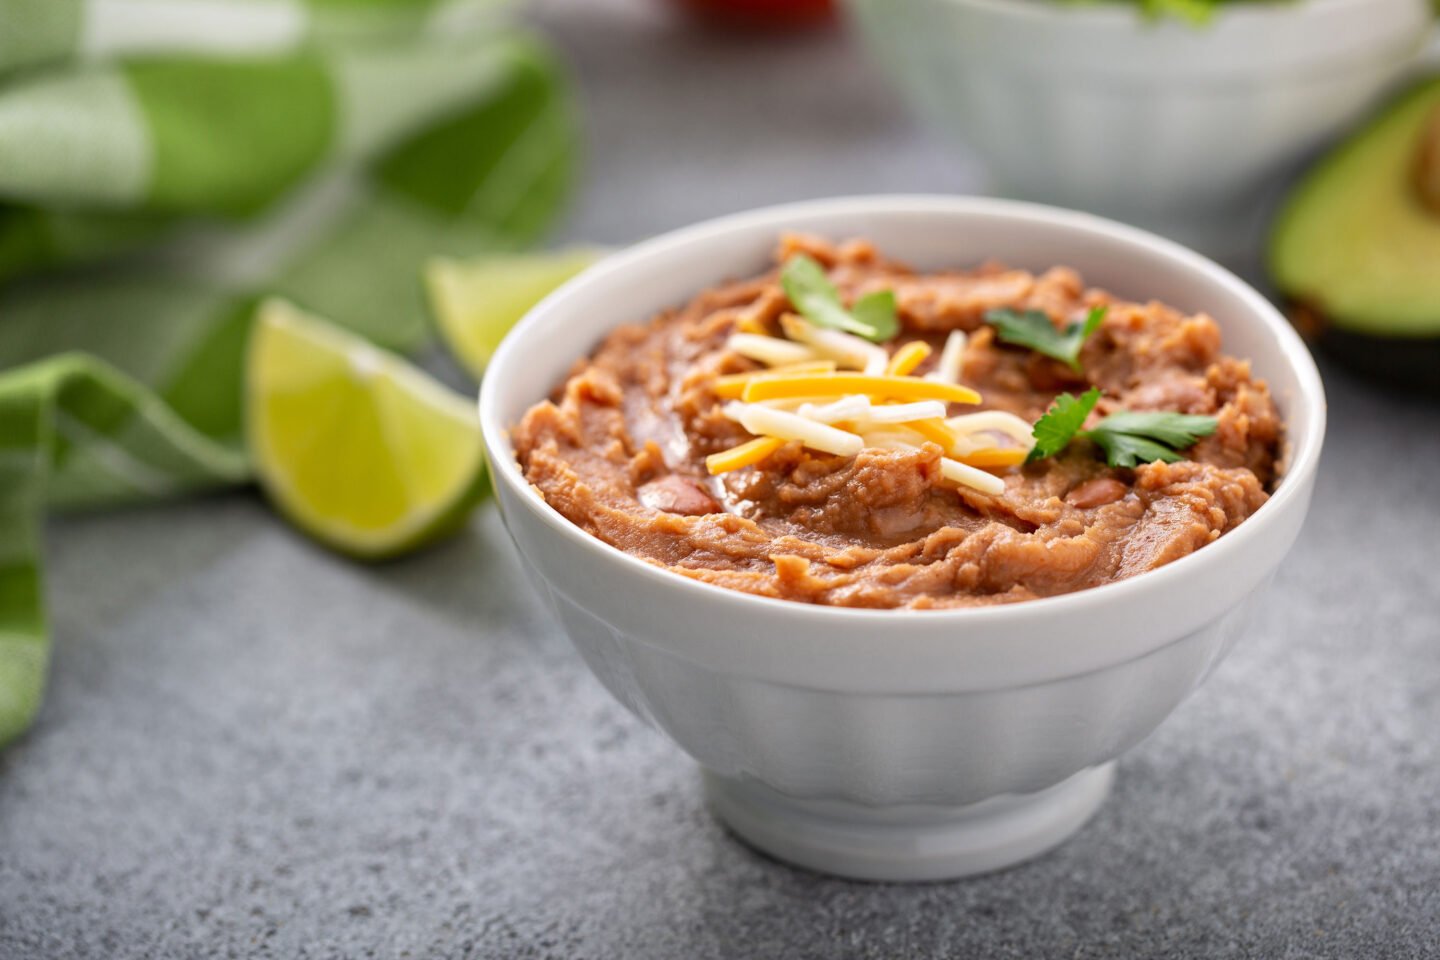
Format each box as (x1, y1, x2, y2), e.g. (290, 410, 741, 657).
(670, 0, 834, 27)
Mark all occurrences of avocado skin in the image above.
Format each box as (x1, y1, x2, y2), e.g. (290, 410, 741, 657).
(1269, 76, 1440, 395)
(1290, 302, 1440, 397)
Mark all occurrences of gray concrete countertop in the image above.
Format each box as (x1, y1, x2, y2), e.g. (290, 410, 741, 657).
(2, 3, 1438, 957)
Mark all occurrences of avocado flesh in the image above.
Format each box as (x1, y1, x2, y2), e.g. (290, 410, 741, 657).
(1270, 77, 1440, 340)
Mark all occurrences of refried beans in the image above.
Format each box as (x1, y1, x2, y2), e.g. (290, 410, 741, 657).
(511, 235, 1283, 609)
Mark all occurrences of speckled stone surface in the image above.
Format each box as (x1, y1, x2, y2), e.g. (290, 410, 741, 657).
(2, 4, 1438, 958)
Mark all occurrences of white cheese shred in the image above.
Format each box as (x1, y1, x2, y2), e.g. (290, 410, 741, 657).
(722, 402, 864, 457)
(940, 457, 1006, 496)
(727, 333, 815, 367)
(860, 400, 948, 424)
(796, 395, 870, 424)
(945, 410, 1036, 450)
(780, 314, 889, 374)
(925, 330, 967, 384)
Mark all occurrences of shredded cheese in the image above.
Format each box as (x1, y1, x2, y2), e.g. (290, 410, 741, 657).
(908, 418, 961, 453)
(742, 373, 981, 405)
(940, 457, 1006, 496)
(713, 361, 837, 399)
(704, 299, 1023, 496)
(796, 397, 949, 427)
(754, 397, 828, 411)
(957, 447, 1028, 469)
(727, 333, 815, 367)
(859, 429, 923, 451)
(780, 361, 837, 375)
(722, 402, 864, 457)
(711, 377, 751, 401)
(796, 395, 870, 424)
(925, 330, 967, 384)
(862, 400, 948, 424)
(706, 436, 785, 474)
(856, 426, 1019, 491)
(885, 340, 932, 377)
(944, 411, 1036, 449)
(780, 314, 889, 374)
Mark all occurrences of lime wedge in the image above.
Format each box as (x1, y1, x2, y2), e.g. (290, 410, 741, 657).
(425, 248, 604, 379)
(246, 299, 486, 560)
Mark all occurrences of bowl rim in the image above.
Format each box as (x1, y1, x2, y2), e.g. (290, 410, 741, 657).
(842, 0, 1431, 82)
(925, 0, 1404, 25)
(479, 194, 1326, 629)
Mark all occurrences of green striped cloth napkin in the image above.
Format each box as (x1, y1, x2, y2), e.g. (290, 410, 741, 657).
(0, 0, 577, 747)
(0, 0, 513, 74)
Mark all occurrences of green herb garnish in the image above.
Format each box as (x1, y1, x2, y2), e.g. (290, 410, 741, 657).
(986, 305, 1106, 372)
(1027, 387, 1219, 467)
(781, 254, 899, 343)
(1027, 387, 1101, 462)
(1086, 411, 1220, 467)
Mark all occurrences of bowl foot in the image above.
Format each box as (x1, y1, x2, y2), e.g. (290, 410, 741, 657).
(703, 763, 1115, 882)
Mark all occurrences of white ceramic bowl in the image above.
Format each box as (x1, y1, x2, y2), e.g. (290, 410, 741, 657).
(843, 0, 1432, 254)
(479, 196, 1326, 881)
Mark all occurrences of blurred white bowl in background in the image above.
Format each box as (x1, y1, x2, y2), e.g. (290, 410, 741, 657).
(842, 0, 1431, 256)
(479, 196, 1326, 882)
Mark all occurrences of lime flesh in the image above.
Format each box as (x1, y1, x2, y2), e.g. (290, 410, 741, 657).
(425, 248, 604, 379)
(246, 299, 486, 560)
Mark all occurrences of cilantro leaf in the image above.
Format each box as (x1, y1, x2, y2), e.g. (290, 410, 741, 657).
(1089, 411, 1219, 450)
(1026, 387, 1101, 463)
(851, 289, 899, 341)
(985, 305, 1106, 371)
(1087, 433, 1186, 468)
(781, 254, 898, 343)
(1025, 392, 1219, 467)
(1085, 411, 1218, 468)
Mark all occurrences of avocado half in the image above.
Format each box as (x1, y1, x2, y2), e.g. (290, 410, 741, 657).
(1269, 76, 1440, 394)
